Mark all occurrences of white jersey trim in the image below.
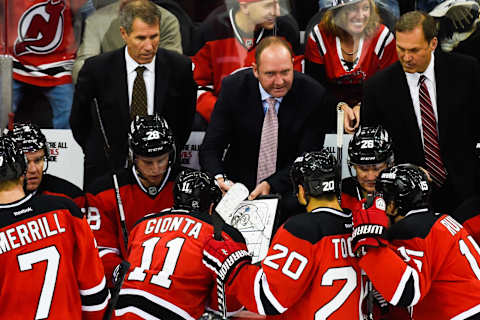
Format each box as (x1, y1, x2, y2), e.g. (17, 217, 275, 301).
(117, 288, 195, 320)
(253, 269, 266, 315)
(311, 25, 326, 56)
(81, 291, 111, 312)
(98, 246, 120, 258)
(451, 303, 480, 320)
(375, 27, 394, 59)
(389, 265, 420, 306)
(80, 276, 107, 295)
(261, 272, 287, 314)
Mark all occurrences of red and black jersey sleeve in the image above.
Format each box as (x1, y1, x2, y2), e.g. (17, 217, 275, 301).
(360, 211, 480, 320)
(115, 209, 245, 319)
(453, 196, 480, 245)
(0, 194, 109, 320)
(228, 209, 364, 319)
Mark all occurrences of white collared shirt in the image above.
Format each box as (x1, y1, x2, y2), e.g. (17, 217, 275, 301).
(405, 52, 438, 145)
(258, 82, 283, 114)
(125, 47, 156, 115)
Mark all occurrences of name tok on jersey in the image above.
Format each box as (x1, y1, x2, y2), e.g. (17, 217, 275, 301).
(144, 216, 202, 239)
(0, 213, 66, 254)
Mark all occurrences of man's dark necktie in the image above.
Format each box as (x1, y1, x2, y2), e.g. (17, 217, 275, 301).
(131, 66, 147, 120)
(419, 75, 446, 187)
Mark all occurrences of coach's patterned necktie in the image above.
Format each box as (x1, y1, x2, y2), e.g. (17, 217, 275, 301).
(256, 97, 278, 185)
(419, 75, 447, 187)
(130, 66, 147, 120)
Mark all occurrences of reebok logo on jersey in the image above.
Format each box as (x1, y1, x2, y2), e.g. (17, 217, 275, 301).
(13, 207, 33, 216)
(352, 224, 385, 238)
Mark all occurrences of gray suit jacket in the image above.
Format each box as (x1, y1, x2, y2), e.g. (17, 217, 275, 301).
(72, 1, 182, 83)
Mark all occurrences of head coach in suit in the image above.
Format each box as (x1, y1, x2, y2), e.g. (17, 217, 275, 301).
(361, 11, 480, 213)
(200, 36, 334, 222)
(70, 0, 196, 187)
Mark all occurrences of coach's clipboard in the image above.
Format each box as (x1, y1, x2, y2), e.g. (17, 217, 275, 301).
(217, 194, 280, 264)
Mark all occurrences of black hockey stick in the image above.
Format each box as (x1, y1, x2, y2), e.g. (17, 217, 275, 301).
(211, 183, 250, 319)
(103, 260, 131, 320)
(336, 104, 344, 205)
(364, 193, 376, 320)
(93, 98, 129, 251)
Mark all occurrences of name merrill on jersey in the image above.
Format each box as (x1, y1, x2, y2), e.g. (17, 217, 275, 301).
(144, 216, 203, 239)
(0, 213, 66, 254)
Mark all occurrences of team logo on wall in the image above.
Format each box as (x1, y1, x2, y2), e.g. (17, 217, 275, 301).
(14, 0, 66, 56)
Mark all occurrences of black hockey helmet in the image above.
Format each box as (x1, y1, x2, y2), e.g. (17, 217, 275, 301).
(0, 136, 27, 182)
(7, 122, 49, 157)
(129, 114, 176, 164)
(375, 164, 431, 217)
(348, 125, 394, 166)
(290, 149, 339, 198)
(173, 169, 222, 212)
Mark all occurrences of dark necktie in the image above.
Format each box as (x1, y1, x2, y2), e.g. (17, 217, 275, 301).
(419, 75, 446, 187)
(256, 97, 278, 184)
(131, 66, 147, 120)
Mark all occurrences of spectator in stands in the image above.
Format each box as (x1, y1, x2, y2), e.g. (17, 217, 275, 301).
(305, 0, 397, 134)
(6, 122, 87, 212)
(361, 11, 480, 213)
(71, 0, 196, 187)
(320, 0, 400, 18)
(191, 0, 302, 125)
(72, 0, 182, 83)
(7, 0, 87, 129)
(200, 36, 333, 223)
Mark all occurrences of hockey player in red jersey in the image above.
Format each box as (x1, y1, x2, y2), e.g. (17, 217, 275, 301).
(191, 0, 302, 123)
(344, 127, 412, 319)
(114, 169, 247, 319)
(202, 149, 365, 319)
(86, 114, 176, 287)
(342, 125, 394, 215)
(352, 164, 480, 320)
(6, 122, 87, 211)
(0, 135, 110, 319)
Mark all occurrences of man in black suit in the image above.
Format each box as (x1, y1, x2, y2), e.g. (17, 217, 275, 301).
(71, 0, 196, 187)
(361, 11, 480, 213)
(200, 36, 333, 221)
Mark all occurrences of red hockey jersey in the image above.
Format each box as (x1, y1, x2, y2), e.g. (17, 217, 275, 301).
(228, 207, 364, 319)
(0, 193, 109, 319)
(305, 24, 397, 105)
(453, 196, 480, 245)
(192, 8, 303, 122)
(5, 0, 85, 87)
(85, 166, 174, 287)
(360, 209, 480, 319)
(114, 209, 246, 320)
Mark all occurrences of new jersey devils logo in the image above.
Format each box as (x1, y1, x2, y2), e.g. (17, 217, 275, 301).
(14, 0, 65, 56)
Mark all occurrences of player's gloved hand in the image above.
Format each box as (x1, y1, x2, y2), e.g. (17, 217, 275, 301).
(445, 3, 477, 30)
(202, 237, 251, 284)
(112, 260, 131, 288)
(351, 196, 389, 256)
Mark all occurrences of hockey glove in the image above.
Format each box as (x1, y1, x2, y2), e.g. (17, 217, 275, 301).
(202, 237, 251, 284)
(352, 196, 389, 255)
